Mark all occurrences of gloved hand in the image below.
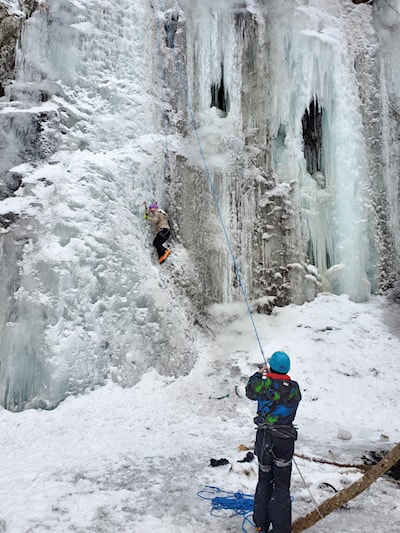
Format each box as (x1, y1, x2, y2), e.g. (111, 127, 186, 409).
(144, 214, 149, 220)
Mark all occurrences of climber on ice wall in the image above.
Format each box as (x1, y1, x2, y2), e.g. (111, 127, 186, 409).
(144, 201, 171, 264)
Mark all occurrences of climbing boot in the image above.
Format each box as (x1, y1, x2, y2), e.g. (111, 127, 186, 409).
(159, 249, 171, 264)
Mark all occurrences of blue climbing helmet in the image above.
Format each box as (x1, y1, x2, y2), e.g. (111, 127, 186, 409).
(268, 351, 290, 374)
(149, 202, 158, 209)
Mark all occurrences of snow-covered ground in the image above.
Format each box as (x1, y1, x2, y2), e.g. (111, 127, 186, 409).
(0, 292, 399, 533)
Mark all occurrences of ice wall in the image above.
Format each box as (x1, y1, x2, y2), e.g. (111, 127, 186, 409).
(164, 0, 314, 312)
(163, 0, 394, 305)
(266, 1, 377, 301)
(373, 0, 400, 293)
(0, 0, 400, 410)
(0, 0, 196, 410)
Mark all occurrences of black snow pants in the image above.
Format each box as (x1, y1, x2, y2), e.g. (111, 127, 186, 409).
(153, 227, 170, 258)
(253, 426, 296, 533)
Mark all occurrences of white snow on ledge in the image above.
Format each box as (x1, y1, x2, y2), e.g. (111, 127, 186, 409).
(300, 28, 341, 44)
(1, 0, 24, 16)
(0, 101, 58, 114)
(0, 196, 31, 215)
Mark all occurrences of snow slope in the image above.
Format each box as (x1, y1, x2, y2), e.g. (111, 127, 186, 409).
(0, 293, 399, 533)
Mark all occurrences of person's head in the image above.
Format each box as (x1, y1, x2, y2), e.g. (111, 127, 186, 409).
(148, 201, 158, 211)
(268, 351, 290, 374)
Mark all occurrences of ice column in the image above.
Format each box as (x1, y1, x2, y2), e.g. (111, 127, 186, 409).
(270, 2, 374, 301)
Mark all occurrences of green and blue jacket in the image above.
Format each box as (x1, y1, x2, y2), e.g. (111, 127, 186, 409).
(246, 371, 301, 426)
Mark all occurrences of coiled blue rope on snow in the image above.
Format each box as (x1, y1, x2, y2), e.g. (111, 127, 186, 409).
(197, 485, 255, 532)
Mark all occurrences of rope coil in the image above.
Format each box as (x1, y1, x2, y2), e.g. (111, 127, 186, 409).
(197, 485, 255, 532)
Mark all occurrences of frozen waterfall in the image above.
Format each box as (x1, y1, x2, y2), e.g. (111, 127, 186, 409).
(0, 0, 198, 410)
(0, 0, 399, 410)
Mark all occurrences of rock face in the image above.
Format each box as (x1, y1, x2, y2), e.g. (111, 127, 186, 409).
(0, 3, 21, 95)
(0, 1, 40, 94)
(0, 2, 59, 234)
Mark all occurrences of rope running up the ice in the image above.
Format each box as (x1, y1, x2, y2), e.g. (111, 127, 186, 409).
(156, 4, 331, 526)
(382, 0, 400, 18)
(157, 3, 325, 521)
(155, 8, 170, 208)
(293, 458, 324, 519)
(155, 0, 265, 361)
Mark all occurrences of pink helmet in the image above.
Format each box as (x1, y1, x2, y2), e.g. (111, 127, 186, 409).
(149, 202, 158, 209)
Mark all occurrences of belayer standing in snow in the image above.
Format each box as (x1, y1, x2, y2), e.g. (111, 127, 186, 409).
(246, 351, 301, 533)
(143, 201, 171, 264)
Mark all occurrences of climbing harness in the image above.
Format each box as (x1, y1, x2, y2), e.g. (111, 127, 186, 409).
(156, 0, 266, 362)
(197, 485, 255, 533)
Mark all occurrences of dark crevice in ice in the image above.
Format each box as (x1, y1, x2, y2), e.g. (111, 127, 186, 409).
(210, 64, 230, 116)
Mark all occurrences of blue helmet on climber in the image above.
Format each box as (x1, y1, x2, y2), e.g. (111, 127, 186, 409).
(268, 351, 290, 374)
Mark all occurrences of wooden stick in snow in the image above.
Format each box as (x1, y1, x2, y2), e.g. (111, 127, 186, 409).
(292, 442, 400, 533)
(294, 452, 370, 471)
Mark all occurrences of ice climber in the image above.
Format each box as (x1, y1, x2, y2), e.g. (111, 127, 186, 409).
(144, 201, 171, 264)
(246, 351, 301, 533)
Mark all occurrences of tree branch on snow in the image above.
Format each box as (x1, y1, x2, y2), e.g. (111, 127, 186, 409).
(292, 442, 400, 532)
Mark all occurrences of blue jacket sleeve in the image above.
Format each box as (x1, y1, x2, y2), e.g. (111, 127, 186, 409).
(245, 372, 263, 400)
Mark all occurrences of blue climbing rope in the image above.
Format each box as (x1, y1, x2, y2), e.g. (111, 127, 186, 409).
(382, 0, 400, 18)
(197, 486, 255, 533)
(155, 6, 170, 208)
(156, 0, 266, 362)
